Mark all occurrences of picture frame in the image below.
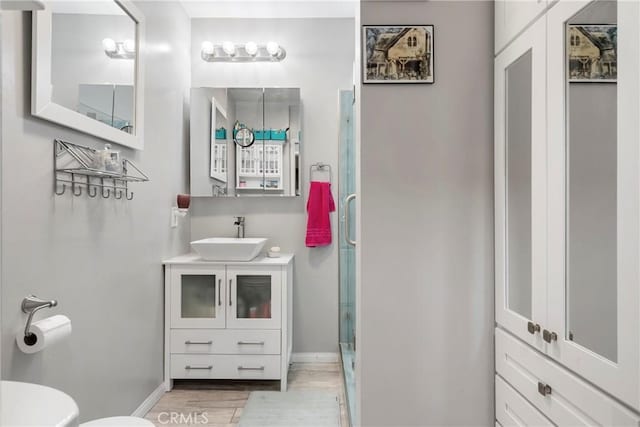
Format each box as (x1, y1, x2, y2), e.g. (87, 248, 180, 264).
(567, 24, 617, 82)
(362, 25, 434, 84)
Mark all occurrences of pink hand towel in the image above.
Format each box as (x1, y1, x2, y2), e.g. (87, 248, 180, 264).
(305, 181, 336, 247)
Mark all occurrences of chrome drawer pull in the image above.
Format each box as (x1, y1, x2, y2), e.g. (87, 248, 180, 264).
(238, 366, 265, 371)
(185, 340, 213, 345)
(527, 321, 540, 334)
(185, 365, 213, 370)
(237, 341, 265, 345)
(543, 329, 558, 343)
(537, 382, 552, 396)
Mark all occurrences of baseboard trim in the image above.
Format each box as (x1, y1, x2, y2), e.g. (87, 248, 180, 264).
(132, 383, 166, 417)
(291, 352, 340, 363)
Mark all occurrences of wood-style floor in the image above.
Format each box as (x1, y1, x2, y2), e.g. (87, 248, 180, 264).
(145, 362, 348, 427)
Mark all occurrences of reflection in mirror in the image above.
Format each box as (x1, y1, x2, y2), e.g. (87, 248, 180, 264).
(566, 0, 617, 362)
(190, 88, 302, 198)
(50, 1, 136, 134)
(506, 50, 533, 320)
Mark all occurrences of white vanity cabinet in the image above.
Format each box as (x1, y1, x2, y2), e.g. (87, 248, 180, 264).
(495, 0, 640, 421)
(163, 254, 293, 391)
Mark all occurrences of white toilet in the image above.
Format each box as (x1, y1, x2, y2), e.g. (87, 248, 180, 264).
(1, 381, 154, 427)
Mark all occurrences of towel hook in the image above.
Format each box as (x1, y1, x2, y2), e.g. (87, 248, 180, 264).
(54, 182, 66, 196)
(86, 176, 97, 198)
(71, 174, 82, 196)
(21, 295, 58, 342)
(101, 179, 111, 198)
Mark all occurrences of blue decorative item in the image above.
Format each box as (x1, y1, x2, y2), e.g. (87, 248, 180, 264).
(270, 129, 287, 141)
(215, 127, 227, 140)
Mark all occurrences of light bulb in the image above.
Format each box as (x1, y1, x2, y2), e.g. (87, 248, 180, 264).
(245, 41, 258, 56)
(102, 38, 117, 53)
(266, 41, 279, 56)
(201, 41, 214, 56)
(123, 39, 135, 53)
(222, 41, 236, 56)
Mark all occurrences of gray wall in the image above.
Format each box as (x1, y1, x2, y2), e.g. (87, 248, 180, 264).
(0, 2, 190, 421)
(189, 18, 355, 353)
(359, 2, 494, 425)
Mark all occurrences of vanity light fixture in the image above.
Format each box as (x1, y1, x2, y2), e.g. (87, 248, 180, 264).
(102, 38, 135, 60)
(200, 41, 286, 62)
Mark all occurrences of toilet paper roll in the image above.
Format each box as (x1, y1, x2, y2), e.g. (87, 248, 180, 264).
(16, 315, 72, 354)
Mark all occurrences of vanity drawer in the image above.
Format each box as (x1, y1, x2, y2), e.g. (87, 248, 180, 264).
(170, 354, 281, 380)
(170, 329, 281, 355)
(496, 328, 640, 426)
(496, 375, 552, 427)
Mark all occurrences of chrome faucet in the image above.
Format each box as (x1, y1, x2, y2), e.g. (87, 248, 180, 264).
(234, 216, 245, 238)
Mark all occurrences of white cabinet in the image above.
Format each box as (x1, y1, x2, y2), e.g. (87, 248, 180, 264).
(495, 16, 548, 354)
(163, 254, 293, 391)
(495, 0, 640, 417)
(495, 375, 553, 427)
(169, 266, 226, 329)
(495, 0, 549, 54)
(496, 329, 640, 426)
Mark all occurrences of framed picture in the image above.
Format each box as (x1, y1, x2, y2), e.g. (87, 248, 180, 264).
(567, 24, 617, 82)
(362, 25, 434, 84)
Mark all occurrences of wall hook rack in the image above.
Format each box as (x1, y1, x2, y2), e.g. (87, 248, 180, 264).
(54, 139, 149, 200)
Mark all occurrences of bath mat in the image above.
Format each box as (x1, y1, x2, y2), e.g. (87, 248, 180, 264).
(238, 390, 340, 427)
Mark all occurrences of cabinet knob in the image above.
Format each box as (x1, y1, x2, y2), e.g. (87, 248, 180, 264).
(527, 321, 541, 334)
(543, 329, 558, 343)
(537, 382, 552, 396)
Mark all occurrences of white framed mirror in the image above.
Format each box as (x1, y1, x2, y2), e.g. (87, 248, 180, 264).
(32, 0, 145, 150)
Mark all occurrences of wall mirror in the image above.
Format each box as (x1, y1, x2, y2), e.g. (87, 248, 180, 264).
(190, 87, 302, 197)
(505, 49, 533, 321)
(565, 0, 617, 362)
(32, 1, 145, 150)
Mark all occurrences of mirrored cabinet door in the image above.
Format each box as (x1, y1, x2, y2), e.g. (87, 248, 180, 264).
(170, 267, 226, 328)
(227, 268, 282, 329)
(547, 0, 640, 409)
(495, 17, 548, 350)
(190, 87, 302, 198)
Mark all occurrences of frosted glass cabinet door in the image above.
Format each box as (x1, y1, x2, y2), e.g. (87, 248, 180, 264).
(495, 17, 547, 351)
(170, 267, 226, 328)
(546, 0, 640, 410)
(227, 267, 282, 329)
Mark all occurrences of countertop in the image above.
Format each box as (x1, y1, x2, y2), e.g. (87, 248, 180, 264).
(163, 253, 294, 266)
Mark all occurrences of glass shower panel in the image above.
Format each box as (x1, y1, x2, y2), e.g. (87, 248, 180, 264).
(338, 89, 356, 426)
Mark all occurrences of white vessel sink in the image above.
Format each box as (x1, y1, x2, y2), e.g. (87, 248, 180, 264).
(191, 237, 267, 261)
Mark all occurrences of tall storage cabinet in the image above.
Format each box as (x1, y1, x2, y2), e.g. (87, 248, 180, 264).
(163, 254, 293, 391)
(495, 0, 640, 423)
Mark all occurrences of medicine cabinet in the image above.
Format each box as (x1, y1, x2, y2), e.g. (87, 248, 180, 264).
(190, 87, 301, 197)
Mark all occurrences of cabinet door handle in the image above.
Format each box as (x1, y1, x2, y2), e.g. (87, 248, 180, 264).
(538, 382, 552, 396)
(218, 279, 222, 306)
(185, 340, 213, 345)
(229, 279, 232, 306)
(237, 366, 265, 371)
(543, 329, 558, 343)
(527, 321, 541, 334)
(185, 365, 213, 370)
(238, 341, 265, 345)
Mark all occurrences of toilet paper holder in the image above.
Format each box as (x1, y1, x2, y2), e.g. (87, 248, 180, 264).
(21, 295, 58, 339)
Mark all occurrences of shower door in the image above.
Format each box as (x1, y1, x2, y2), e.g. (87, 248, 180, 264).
(338, 89, 356, 425)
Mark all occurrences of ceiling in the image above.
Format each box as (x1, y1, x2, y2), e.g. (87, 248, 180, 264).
(178, 0, 357, 19)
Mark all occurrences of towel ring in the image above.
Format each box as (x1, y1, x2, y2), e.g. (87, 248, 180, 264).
(310, 162, 332, 183)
